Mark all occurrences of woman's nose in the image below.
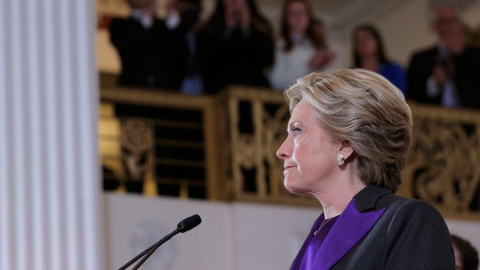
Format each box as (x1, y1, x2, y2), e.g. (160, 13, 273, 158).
(276, 138, 291, 160)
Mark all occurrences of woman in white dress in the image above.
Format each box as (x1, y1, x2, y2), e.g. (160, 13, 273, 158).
(269, 0, 334, 91)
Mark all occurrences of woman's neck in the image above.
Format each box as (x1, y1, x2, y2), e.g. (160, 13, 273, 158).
(314, 176, 367, 219)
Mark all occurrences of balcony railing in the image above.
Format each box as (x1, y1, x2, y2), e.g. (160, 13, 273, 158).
(99, 79, 480, 219)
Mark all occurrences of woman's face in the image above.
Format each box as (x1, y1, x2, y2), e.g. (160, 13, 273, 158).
(354, 29, 378, 58)
(287, 1, 309, 34)
(276, 100, 340, 195)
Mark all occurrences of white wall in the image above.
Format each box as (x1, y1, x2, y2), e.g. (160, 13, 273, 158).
(231, 202, 319, 270)
(106, 194, 236, 270)
(446, 218, 480, 251)
(105, 193, 320, 270)
(105, 193, 480, 270)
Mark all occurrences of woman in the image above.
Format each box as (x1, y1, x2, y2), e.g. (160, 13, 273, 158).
(197, 0, 274, 94)
(269, 0, 334, 91)
(352, 24, 407, 96)
(276, 69, 454, 269)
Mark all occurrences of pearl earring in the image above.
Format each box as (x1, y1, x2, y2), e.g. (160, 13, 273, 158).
(337, 154, 345, 166)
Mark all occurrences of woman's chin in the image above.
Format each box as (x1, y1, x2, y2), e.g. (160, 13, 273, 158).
(284, 179, 306, 195)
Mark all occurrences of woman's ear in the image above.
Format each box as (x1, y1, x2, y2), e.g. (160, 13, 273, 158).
(338, 140, 354, 160)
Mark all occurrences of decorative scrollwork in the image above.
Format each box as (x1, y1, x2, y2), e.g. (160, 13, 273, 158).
(236, 134, 257, 170)
(260, 104, 292, 197)
(225, 88, 480, 213)
(406, 111, 480, 213)
(121, 119, 153, 181)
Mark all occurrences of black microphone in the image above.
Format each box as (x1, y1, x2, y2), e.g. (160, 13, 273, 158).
(118, 214, 202, 270)
(177, 214, 201, 233)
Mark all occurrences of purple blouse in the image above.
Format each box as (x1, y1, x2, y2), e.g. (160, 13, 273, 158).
(296, 215, 340, 270)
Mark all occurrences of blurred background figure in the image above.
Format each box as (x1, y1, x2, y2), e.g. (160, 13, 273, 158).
(451, 234, 479, 270)
(309, 19, 336, 70)
(407, 5, 480, 108)
(269, 0, 335, 91)
(352, 24, 406, 96)
(197, 0, 274, 94)
(165, 0, 205, 95)
(110, 0, 188, 90)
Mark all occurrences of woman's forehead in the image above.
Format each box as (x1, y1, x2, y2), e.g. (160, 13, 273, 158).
(289, 100, 317, 123)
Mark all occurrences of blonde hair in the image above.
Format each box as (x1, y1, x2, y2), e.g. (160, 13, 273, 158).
(285, 69, 412, 193)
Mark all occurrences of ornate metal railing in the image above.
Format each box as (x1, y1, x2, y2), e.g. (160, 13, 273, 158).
(400, 103, 480, 219)
(99, 82, 480, 219)
(100, 86, 225, 200)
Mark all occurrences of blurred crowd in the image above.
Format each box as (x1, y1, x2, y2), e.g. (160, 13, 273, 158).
(109, 0, 480, 109)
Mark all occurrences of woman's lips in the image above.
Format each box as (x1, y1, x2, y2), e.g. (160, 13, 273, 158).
(284, 166, 296, 175)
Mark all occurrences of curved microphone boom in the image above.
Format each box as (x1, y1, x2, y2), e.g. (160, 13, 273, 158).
(118, 214, 202, 270)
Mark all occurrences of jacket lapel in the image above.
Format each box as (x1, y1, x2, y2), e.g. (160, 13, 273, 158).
(290, 214, 325, 270)
(314, 199, 386, 270)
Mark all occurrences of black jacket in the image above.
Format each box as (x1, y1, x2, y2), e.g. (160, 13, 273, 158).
(292, 185, 455, 269)
(110, 17, 188, 90)
(197, 23, 274, 94)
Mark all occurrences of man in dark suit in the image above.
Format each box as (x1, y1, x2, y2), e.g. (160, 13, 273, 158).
(166, 0, 205, 95)
(407, 5, 480, 109)
(109, 0, 188, 90)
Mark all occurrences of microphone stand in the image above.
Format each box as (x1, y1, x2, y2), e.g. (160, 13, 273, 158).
(117, 214, 201, 270)
(118, 228, 180, 270)
(131, 228, 181, 270)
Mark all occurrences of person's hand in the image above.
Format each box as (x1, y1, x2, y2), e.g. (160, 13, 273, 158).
(308, 49, 336, 70)
(432, 64, 448, 88)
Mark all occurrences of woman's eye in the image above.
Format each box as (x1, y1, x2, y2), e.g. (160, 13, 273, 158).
(291, 127, 302, 136)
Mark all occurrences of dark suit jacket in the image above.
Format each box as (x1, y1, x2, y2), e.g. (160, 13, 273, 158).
(407, 45, 480, 108)
(197, 23, 274, 94)
(291, 185, 455, 269)
(109, 17, 188, 89)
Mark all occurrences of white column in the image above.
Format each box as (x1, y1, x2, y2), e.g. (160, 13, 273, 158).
(0, 0, 104, 269)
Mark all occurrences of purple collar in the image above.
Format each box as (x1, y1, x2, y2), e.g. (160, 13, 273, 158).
(291, 197, 386, 270)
